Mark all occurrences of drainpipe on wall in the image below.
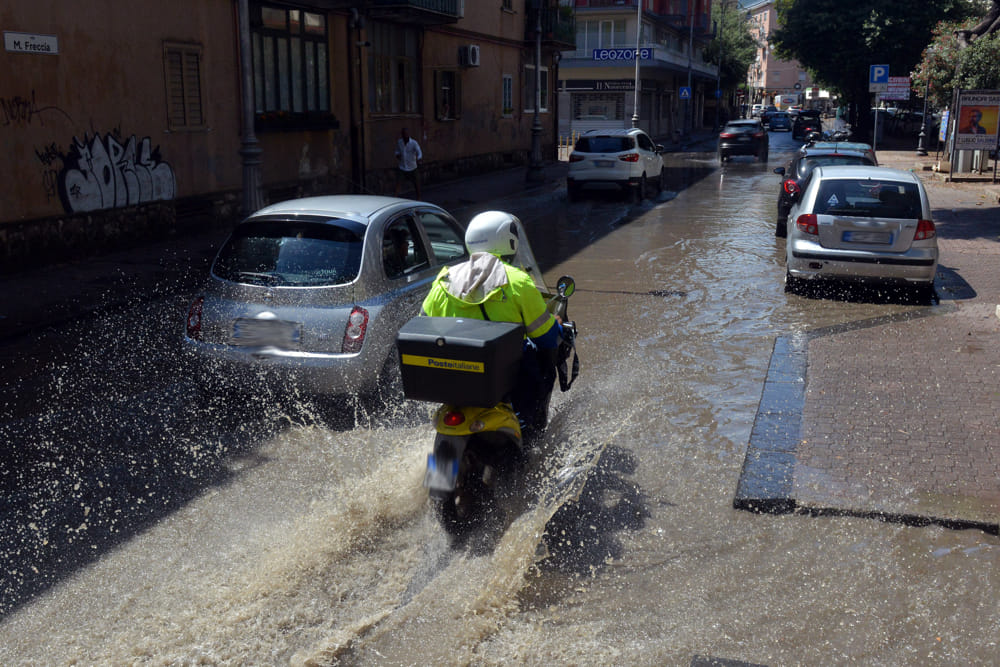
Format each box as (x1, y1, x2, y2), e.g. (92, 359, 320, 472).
(237, 0, 264, 214)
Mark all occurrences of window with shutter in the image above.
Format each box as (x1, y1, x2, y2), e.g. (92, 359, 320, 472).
(163, 42, 205, 131)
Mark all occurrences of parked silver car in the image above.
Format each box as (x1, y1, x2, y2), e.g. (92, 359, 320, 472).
(784, 166, 938, 294)
(183, 196, 469, 400)
(567, 127, 666, 202)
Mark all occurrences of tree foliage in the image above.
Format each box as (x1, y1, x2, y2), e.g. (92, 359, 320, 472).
(913, 5, 1000, 109)
(704, 0, 757, 92)
(770, 0, 976, 138)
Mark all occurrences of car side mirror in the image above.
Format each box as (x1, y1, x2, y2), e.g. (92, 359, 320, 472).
(655, 145, 665, 153)
(773, 167, 785, 176)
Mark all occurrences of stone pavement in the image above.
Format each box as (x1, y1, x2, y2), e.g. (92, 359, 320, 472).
(736, 148, 1000, 534)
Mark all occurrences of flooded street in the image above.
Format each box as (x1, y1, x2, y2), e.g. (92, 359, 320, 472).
(1, 133, 997, 665)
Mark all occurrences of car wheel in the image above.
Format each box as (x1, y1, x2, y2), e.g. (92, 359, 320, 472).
(760, 150, 769, 163)
(655, 166, 665, 194)
(775, 218, 787, 238)
(784, 272, 803, 293)
(632, 174, 646, 203)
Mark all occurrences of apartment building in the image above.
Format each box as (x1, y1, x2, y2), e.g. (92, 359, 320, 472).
(559, 0, 719, 140)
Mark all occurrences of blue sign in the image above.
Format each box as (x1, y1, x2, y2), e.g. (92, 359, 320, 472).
(592, 48, 652, 61)
(679, 87, 692, 100)
(869, 64, 889, 85)
(715, 89, 722, 99)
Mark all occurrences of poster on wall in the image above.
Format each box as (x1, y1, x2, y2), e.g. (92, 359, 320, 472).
(954, 90, 1000, 150)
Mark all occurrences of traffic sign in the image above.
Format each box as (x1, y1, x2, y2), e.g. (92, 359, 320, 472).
(715, 89, 721, 99)
(679, 87, 691, 100)
(869, 64, 889, 92)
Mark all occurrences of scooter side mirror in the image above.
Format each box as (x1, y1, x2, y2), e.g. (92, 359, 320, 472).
(556, 276, 575, 298)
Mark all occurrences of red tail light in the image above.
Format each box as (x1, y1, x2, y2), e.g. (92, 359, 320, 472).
(796, 213, 819, 235)
(618, 153, 640, 162)
(753, 132, 764, 138)
(443, 411, 465, 427)
(915, 219, 936, 240)
(783, 180, 800, 195)
(719, 132, 735, 138)
(186, 297, 204, 340)
(342, 306, 369, 353)
(569, 153, 585, 162)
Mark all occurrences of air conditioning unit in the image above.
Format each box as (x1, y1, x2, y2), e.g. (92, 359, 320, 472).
(459, 44, 480, 67)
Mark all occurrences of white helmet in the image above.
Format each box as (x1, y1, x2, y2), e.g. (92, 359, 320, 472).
(464, 211, 521, 257)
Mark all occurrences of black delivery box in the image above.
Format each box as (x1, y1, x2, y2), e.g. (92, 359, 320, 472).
(396, 317, 524, 407)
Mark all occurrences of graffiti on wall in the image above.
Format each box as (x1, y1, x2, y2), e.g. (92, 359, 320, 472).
(54, 133, 176, 213)
(1, 90, 74, 127)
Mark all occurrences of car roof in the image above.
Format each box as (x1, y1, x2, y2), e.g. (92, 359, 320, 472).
(798, 147, 872, 160)
(805, 141, 873, 152)
(812, 165, 921, 183)
(582, 127, 646, 135)
(247, 195, 428, 225)
(726, 119, 760, 125)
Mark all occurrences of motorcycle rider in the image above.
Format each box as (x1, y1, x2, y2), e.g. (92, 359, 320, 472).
(421, 210, 561, 436)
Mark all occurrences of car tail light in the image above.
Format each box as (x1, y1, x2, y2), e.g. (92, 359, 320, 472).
(342, 306, 369, 353)
(753, 132, 764, 138)
(915, 219, 936, 240)
(796, 213, 819, 235)
(569, 153, 585, 162)
(443, 410, 465, 427)
(186, 297, 204, 340)
(618, 153, 640, 163)
(783, 180, 800, 195)
(719, 132, 735, 138)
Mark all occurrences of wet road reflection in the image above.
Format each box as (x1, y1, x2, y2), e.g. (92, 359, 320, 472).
(1, 132, 996, 665)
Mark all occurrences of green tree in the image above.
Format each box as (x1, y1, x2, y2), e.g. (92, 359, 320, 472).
(913, 3, 1000, 111)
(770, 0, 976, 141)
(704, 0, 757, 93)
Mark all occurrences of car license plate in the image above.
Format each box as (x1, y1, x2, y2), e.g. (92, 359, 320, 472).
(843, 230, 891, 244)
(738, 136, 750, 142)
(231, 318, 302, 347)
(594, 160, 614, 168)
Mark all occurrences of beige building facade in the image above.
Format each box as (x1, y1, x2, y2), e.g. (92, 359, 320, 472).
(0, 1, 573, 270)
(743, 0, 830, 110)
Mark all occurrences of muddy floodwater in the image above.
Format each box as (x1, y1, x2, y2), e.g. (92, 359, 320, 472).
(1, 135, 997, 665)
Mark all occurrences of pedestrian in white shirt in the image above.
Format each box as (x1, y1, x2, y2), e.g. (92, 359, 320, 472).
(393, 128, 423, 199)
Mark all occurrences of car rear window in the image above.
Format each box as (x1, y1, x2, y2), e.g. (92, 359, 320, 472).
(213, 220, 364, 286)
(814, 179, 922, 219)
(575, 136, 634, 153)
(797, 155, 874, 179)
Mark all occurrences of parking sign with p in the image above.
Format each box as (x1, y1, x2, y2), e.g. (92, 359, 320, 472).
(869, 64, 889, 92)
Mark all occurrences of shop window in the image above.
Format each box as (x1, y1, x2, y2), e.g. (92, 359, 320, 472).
(163, 42, 205, 130)
(251, 5, 335, 131)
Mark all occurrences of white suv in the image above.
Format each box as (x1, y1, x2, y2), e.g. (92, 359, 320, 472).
(567, 128, 666, 202)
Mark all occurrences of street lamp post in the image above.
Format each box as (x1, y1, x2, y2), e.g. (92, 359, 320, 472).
(527, 0, 544, 183)
(916, 64, 932, 156)
(632, 0, 641, 128)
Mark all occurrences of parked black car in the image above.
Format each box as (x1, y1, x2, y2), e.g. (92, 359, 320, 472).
(718, 119, 769, 164)
(772, 145, 878, 237)
(792, 109, 823, 140)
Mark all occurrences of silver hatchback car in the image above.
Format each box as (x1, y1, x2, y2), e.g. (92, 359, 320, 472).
(183, 196, 468, 399)
(785, 166, 938, 294)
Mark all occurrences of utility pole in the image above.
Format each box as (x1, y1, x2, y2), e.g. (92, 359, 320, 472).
(237, 0, 264, 214)
(632, 0, 641, 128)
(527, 0, 545, 183)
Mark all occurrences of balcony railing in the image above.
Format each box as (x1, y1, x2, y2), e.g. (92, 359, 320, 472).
(327, 0, 461, 25)
(526, 5, 577, 49)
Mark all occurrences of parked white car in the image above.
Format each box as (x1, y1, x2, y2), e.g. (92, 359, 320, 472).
(785, 165, 938, 296)
(567, 128, 666, 202)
